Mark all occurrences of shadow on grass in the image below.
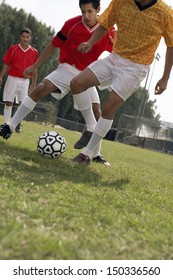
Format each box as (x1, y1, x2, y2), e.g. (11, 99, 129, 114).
(0, 140, 100, 186)
(0, 140, 130, 189)
(101, 178, 130, 189)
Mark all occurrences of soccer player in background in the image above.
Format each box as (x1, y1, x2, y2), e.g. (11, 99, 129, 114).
(0, 0, 116, 166)
(70, 0, 173, 165)
(0, 28, 38, 133)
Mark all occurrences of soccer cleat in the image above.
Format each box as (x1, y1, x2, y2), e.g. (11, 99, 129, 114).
(74, 130, 93, 149)
(0, 123, 13, 139)
(15, 123, 22, 133)
(92, 155, 111, 166)
(72, 153, 91, 165)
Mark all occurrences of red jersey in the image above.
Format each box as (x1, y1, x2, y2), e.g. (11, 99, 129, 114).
(3, 44, 38, 78)
(52, 15, 115, 71)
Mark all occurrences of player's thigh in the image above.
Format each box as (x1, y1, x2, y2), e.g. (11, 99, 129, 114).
(16, 79, 29, 102)
(29, 79, 57, 101)
(70, 68, 100, 93)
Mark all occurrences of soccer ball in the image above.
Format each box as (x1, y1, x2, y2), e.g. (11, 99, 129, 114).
(37, 131, 67, 158)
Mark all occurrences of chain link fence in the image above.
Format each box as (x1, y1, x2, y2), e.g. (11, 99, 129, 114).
(115, 114, 173, 154)
(1, 101, 173, 154)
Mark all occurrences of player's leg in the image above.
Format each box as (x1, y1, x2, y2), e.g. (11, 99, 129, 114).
(0, 64, 73, 139)
(92, 102, 101, 122)
(73, 86, 100, 149)
(71, 59, 112, 163)
(71, 67, 100, 147)
(72, 53, 149, 164)
(4, 101, 13, 123)
(0, 79, 57, 139)
(10, 64, 74, 133)
(88, 87, 101, 122)
(87, 87, 111, 165)
(3, 76, 17, 123)
(81, 91, 123, 156)
(14, 78, 30, 133)
(11, 79, 56, 129)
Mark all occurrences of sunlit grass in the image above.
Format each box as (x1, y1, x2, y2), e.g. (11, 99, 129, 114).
(0, 117, 173, 260)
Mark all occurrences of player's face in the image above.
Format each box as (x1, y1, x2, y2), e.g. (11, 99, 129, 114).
(80, 3, 100, 28)
(20, 32, 31, 49)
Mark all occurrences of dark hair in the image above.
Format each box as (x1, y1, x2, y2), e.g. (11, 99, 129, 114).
(79, 0, 100, 10)
(20, 27, 32, 36)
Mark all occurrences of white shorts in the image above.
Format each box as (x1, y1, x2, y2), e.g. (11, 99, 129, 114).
(89, 52, 150, 101)
(3, 75, 29, 103)
(46, 63, 100, 109)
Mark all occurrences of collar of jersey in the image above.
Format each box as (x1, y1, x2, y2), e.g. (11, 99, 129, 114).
(135, 0, 157, 11)
(82, 18, 99, 33)
(19, 44, 31, 52)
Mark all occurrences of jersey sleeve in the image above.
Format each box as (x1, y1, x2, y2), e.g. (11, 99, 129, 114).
(163, 9, 173, 47)
(2, 45, 16, 66)
(98, 0, 118, 30)
(51, 18, 74, 48)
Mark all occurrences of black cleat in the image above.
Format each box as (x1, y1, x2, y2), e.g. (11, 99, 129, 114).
(0, 124, 12, 139)
(92, 155, 111, 166)
(15, 123, 22, 133)
(74, 130, 93, 149)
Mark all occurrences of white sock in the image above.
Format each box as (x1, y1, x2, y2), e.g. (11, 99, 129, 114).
(95, 117, 113, 137)
(73, 92, 96, 132)
(82, 132, 102, 157)
(82, 117, 113, 157)
(81, 108, 97, 131)
(92, 141, 102, 158)
(4, 105, 12, 123)
(9, 96, 36, 130)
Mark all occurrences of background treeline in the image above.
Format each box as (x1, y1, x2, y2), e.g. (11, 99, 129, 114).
(0, 2, 160, 126)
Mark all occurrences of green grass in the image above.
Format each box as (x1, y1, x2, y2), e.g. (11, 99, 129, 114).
(0, 117, 173, 260)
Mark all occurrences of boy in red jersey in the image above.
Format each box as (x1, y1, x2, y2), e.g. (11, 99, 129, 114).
(70, 0, 173, 165)
(0, 0, 116, 166)
(0, 28, 38, 132)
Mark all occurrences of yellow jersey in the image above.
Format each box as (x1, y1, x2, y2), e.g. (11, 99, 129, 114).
(98, 0, 173, 64)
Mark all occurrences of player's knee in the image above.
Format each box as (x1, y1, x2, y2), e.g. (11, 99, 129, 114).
(30, 82, 46, 100)
(37, 82, 46, 94)
(70, 78, 81, 94)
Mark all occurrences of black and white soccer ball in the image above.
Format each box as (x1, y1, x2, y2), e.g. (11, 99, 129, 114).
(37, 131, 67, 158)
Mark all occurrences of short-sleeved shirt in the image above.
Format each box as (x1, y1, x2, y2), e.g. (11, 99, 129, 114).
(3, 44, 38, 78)
(52, 15, 115, 71)
(98, 0, 173, 65)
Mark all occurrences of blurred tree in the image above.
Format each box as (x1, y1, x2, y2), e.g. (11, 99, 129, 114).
(0, 2, 58, 94)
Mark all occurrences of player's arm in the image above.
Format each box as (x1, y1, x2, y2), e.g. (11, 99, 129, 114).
(23, 42, 56, 78)
(0, 63, 10, 87)
(155, 46, 173, 95)
(109, 29, 117, 47)
(28, 70, 38, 92)
(78, 25, 108, 53)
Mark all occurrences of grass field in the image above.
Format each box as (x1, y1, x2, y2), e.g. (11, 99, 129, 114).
(0, 117, 173, 260)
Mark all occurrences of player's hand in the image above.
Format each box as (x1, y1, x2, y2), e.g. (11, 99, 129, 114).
(155, 77, 168, 95)
(109, 30, 117, 46)
(23, 65, 37, 78)
(78, 42, 92, 53)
